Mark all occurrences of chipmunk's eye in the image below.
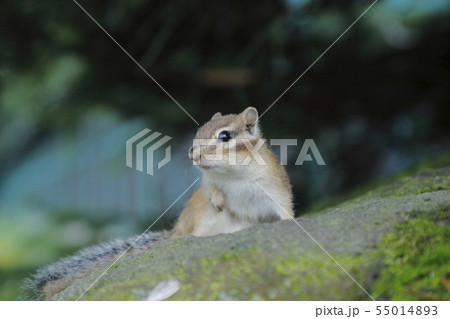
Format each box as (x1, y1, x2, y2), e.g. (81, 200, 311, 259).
(218, 130, 231, 142)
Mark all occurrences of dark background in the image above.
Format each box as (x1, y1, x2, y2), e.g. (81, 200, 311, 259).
(0, 0, 449, 300)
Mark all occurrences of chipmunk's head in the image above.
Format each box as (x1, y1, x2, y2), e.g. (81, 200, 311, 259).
(189, 107, 264, 172)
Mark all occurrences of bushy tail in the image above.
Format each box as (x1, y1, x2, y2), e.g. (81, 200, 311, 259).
(21, 231, 168, 300)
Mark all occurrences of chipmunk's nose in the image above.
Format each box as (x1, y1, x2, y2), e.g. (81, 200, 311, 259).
(189, 147, 200, 161)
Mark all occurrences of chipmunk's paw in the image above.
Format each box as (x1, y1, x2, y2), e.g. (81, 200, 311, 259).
(204, 185, 226, 212)
(208, 188, 225, 212)
(210, 192, 225, 212)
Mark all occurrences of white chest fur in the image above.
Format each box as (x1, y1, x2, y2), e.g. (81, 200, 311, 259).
(207, 171, 287, 222)
(194, 166, 291, 237)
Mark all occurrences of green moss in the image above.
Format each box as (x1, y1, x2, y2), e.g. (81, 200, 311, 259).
(126, 251, 155, 264)
(373, 216, 450, 300)
(164, 248, 370, 300)
(360, 169, 450, 199)
(304, 158, 450, 214)
(271, 254, 368, 298)
(221, 252, 243, 262)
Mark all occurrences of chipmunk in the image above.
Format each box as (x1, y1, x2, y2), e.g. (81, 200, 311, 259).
(171, 106, 293, 237)
(24, 107, 293, 300)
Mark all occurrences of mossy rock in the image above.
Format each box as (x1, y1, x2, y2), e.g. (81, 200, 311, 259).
(54, 166, 450, 300)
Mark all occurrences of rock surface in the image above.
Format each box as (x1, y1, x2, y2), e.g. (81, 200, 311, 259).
(54, 166, 450, 300)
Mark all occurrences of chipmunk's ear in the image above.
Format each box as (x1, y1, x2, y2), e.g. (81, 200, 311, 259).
(211, 112, 222, 120)
(241, 107, 259, 135)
